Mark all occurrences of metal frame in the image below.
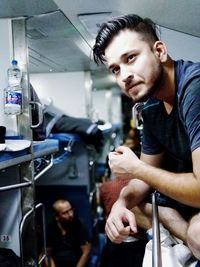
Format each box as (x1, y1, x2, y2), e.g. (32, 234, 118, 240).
(34, 154, 54, 181)
(0, 181, 32, 192)
(19, 203, 48, 267)
(152, 192, 162, 267)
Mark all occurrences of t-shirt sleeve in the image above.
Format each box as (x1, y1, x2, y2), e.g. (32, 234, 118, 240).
(181, 77, 200, 151)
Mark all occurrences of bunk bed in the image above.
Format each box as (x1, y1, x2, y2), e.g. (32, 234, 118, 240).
(0, 137, 59, 266)
(0, 138, 59, 170)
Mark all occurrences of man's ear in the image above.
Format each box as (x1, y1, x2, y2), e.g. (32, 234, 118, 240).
(153, 41, 168, 62)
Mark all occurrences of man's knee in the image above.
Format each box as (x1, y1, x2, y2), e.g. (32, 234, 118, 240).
(187, 213, 200, 259)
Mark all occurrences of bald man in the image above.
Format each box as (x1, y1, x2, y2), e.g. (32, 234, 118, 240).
(45, 199, 91, 267)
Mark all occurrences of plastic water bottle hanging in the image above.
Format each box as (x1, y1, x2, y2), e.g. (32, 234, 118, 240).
(4, 60, 23, 115)
(7, 59, 22, 87)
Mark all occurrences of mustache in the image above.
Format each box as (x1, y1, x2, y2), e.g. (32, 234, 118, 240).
(125, 81, 141, 91)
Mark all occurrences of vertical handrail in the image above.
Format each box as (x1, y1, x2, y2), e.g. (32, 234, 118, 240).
(152, 192, 162, 267)
(36, 203, 48, 266)
(19, 207, 34, 267)
(132, 102, 145, 130)
(19, 203, 48, 267)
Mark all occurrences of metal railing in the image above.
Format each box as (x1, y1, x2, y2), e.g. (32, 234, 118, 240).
(19, 203, 48, 267)
(152, 191, 162, 267)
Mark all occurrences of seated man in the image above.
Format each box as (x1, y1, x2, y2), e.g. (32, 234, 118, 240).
(45, 199, 91, 267)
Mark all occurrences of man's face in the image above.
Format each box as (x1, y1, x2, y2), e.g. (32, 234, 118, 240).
(56, 202, 74, 223)
(104, 29, 164, 102)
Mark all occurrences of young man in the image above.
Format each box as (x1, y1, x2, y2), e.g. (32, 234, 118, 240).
(93, 14, 200, 259)
(45, 199, 91, 267)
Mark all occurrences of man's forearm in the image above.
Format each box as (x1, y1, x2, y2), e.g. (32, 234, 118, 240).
(76, 243, 91, 267)
(76, 253, 90, 267)
(118, 179, 151, 209)
(133, 161, 200, 207)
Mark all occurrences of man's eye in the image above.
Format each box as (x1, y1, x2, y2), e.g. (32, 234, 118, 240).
(127, 55, 135, 63)
(112, 67, 120, 75)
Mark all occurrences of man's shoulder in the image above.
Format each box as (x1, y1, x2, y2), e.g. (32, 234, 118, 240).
(175, 60, 200, 105)
(73, 217, 87, 232)
(175, 60, 200, 89)
(175, 59, 200, 72)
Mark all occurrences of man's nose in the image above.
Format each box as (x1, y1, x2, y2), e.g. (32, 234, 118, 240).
(121, 65, 133, 83)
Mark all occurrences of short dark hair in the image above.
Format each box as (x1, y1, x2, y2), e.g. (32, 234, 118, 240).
(93, 14, 160, 65)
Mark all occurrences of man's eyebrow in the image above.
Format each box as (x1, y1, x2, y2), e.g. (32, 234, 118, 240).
(121, 50, 137, 59)
(107, 50, 137, 70)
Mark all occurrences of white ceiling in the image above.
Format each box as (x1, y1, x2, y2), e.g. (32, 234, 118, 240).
(55, 0, 200, 42)
(0, 0, 200, 74)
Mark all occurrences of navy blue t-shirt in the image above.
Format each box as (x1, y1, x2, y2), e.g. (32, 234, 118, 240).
(141, 60, 200, 215)
(142, 60, 200, 172)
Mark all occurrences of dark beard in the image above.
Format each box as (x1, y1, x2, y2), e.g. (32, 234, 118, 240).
(135, 64, 164, 103)
(135, 93, 152, 103)
(60, 220, 73, 228)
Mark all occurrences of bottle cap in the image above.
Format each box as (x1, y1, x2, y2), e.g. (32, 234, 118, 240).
(12, 60, 18, 65)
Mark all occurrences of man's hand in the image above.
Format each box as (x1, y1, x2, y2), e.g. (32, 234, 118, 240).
(108, 146, 141, 177)
(105, 200, 138, 243)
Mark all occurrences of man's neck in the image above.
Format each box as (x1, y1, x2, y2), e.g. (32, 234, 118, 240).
(57, 221, 67, 235)
(155, 59, 175, 114)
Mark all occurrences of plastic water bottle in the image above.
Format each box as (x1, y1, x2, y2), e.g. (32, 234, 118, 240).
(4, 60, 23, 115)
(7, 60, 22, 87)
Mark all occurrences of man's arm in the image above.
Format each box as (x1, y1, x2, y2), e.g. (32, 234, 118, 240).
(134, 149, 200, 207)
(76, 242, 91, 267)
(120, 151, 163, 208)
(42, 248, 56, 267)
(109, 146, 200, 207)
(105, 151, 163, 242)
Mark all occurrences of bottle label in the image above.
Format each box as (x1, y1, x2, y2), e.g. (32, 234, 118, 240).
(5, 91, 22, 106)
(4, 90, 22, 115)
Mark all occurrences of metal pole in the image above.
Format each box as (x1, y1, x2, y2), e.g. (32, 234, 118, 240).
(152, 191, 162, 267)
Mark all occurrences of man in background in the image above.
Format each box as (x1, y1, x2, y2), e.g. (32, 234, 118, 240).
(45, 199, 91, 267)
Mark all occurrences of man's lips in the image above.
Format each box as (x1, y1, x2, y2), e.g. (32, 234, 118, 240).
(126, 82, 141, 94)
